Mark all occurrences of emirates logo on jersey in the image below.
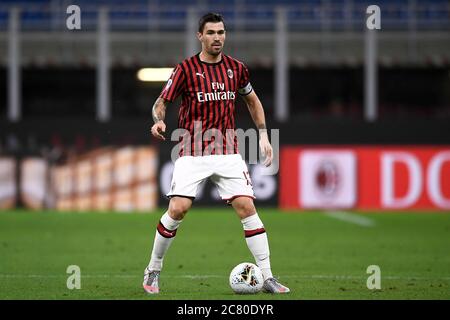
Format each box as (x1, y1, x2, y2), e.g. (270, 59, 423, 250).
(227, 69, 233, 79)
(197, 91, 236, 102)
(196, 81, 236, 102)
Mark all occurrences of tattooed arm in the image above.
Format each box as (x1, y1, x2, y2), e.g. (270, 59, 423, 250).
(151, 97, 169, 140)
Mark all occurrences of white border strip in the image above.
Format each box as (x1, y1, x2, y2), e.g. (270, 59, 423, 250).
(324, 211, 376, 227)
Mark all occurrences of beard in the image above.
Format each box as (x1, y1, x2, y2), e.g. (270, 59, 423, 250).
(208, 50, 221, 56)
(207, 44, 223, 56)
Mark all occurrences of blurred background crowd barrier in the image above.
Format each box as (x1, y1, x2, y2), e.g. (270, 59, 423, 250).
(0, 0, 449, 211)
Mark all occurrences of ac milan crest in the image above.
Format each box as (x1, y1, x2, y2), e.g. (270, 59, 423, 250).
(315, 161, 340, 197)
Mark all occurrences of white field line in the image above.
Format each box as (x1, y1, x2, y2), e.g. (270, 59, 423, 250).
(0, 274, 219, 279)
(324, 211, 376, 227)
(1, 274, 449, 281)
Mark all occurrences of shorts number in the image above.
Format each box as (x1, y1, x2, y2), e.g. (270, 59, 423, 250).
(243, 171, 253, 186)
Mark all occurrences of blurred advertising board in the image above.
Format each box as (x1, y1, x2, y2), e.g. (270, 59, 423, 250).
(51, 146, 158, 212)
(280, 146, 450, 211)
(21, 157, 48, 209)
(0, 157, 17, 209)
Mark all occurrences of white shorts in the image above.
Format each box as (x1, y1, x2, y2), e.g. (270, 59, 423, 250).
(166, 154, 255, 204)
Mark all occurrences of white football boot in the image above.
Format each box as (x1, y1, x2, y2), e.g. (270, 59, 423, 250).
(262, 277, 290, 294)
(143, 267, 160, 294)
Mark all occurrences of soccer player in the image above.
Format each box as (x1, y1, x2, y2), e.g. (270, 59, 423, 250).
(143, 12, 290, 294)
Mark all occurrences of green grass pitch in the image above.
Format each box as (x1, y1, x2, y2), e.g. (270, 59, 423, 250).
(0, 208, 449, 300)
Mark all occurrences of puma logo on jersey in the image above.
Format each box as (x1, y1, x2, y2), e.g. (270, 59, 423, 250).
(196, 72, 206, 79)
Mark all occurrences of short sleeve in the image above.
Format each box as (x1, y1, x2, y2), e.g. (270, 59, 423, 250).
(237, 63, 253, 96)
(159, 64, 185, 102)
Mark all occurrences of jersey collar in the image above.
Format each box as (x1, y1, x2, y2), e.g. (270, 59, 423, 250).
(196, 52, 224, 66)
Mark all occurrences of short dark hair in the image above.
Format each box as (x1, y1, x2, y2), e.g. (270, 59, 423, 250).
(198, 12, 225, 33)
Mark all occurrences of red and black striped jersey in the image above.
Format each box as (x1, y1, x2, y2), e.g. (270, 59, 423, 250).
(159, 53, 253, 157)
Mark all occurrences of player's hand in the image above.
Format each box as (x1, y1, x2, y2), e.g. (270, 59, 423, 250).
(151, 120, 166, 140)
(259, 131, 273, 167)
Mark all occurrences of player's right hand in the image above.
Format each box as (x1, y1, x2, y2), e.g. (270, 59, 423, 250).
(151, 121, 166, 140)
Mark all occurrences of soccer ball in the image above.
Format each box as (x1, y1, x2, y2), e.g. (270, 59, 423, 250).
(229, 262, 264, 294)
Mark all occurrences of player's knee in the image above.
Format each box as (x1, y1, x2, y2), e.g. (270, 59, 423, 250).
(168, 205, 188, 220)
(232, 197, 256, 217)
(168, 198, 191, 220)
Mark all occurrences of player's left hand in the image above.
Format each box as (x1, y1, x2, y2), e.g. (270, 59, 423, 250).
(259, 132, 273, 167)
